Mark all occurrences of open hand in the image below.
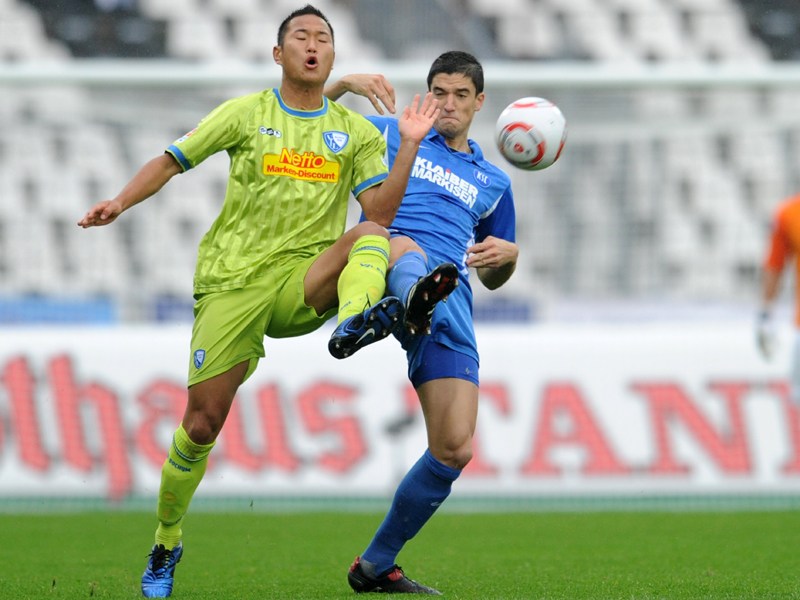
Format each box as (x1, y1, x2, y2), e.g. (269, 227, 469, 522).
(338, 74, 396, 115)
(77, 199, 123, 228)
(398, 93, 440, 144)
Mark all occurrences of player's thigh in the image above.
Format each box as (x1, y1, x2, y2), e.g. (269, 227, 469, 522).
(303, 221, 389, 313)
(189, 277, 281, 386)
(412, 341, 479, 447)
(388, 234, 426, 269)
(418, 378, 479, 438)
(267, 254, 337, 339)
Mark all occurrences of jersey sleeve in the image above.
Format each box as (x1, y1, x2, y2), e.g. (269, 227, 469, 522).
(166, 96, 248, 172)
(476, 186, 516, 243)
(351, 116, 389, 197)
(765, 206, 793, 272)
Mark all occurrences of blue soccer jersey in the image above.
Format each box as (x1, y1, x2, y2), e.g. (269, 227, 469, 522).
(367, 116, 516, 366)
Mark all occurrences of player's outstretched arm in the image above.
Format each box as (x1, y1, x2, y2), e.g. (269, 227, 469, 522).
(756, 268, 782, 360)
(77, 154, 182, 228)
(358, 93, 439, 226)
(324, 73, 396, 115)
(468, 236, 519, 290)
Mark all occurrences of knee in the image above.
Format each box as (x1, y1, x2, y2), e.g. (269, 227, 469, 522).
(389, 236, 425, 266)
(353, 220, 390, 240)
(182, 415, 222, 446)
(431, 439, 473, 471)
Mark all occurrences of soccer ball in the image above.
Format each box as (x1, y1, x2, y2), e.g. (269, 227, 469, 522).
(495, 97, 567, 171)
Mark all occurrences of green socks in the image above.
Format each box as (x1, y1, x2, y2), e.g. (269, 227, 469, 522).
(155, 424, 215, 549)
(337, 235, 390, 323)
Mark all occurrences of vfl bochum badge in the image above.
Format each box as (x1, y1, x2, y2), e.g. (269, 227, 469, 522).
(193, 349, 206, 369)
(323, 131, 349, 153)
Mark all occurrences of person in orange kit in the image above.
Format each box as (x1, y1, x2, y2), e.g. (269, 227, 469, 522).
(757, 194, 800, 403)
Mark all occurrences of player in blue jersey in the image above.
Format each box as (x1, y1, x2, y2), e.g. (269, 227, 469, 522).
(326, 51, 519, 594)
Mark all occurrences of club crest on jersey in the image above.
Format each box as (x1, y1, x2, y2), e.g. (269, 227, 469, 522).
(323, 131, 349, 153)
(474, 169, 491, 187)
(193, 349, 206, 369)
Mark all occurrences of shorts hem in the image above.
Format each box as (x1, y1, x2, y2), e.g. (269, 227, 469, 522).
(188, 353, 261, 387)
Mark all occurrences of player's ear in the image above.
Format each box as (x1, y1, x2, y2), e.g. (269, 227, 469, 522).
(475, 92, 485, 111)
(273, 45, 282, 65)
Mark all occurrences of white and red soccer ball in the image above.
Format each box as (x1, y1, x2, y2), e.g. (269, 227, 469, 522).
(495, 97, 567, 171)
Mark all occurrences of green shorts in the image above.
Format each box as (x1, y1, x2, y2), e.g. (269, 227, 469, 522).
(188, 255, 337, 386)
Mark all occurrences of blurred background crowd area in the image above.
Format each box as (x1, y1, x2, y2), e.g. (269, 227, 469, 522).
(1, 0, 800, 324)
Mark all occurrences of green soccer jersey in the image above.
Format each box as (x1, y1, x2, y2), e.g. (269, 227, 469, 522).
(166, 88, 389, 293)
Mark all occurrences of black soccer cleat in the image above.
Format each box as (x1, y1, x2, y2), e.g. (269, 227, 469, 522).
(347, 556, 442, 595)
(404, 262, 459, 335)
(328, 297, 404, 359)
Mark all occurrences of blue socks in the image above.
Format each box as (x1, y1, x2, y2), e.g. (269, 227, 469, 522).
(387, 251, 428, 305)
(361, 449, 461, 575)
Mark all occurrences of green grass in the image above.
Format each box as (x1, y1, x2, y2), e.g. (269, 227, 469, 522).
(1, 510, 799, 599)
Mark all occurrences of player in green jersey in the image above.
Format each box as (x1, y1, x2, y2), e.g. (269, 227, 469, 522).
(77, 5, 438, 598)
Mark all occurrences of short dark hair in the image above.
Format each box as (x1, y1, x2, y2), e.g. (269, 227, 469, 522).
(277, 4, 334, 46)
(426, 51, 484, 94)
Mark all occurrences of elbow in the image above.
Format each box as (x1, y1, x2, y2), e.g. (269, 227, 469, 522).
(478, 264, 516, 290)
(368, 210, 396, 229)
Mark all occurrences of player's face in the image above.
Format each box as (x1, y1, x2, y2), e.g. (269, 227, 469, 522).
(429, 73, 485, 141)
(273, 15, 335, 86)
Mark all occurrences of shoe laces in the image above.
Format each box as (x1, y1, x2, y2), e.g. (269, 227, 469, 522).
(147, 545, 174, 575)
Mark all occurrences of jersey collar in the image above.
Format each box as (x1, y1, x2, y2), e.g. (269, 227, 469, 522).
(273, 88, 328, 118)
(428, 129, 484, 164)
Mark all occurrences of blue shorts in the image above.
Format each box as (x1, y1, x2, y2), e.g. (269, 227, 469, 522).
(409, 339, 479, 388)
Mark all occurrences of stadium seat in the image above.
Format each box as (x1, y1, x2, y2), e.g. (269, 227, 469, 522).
(60, 218, 130, 297)
(206, 0, 263, 18)
(1, 216, 65, 295)
(496, 12, 564, 59)
(565, 9, 632, 61)
(688, 9, 769, 61)
(0, 9, 68, 60)
(234, 17, 283, 63)
(621, 7, 693, 61)
(166, 16, 232, 61)
(137, 0, 200, 20)
(467, 0, 532, 18)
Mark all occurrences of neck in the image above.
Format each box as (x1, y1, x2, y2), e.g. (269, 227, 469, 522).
(445, 136, 471, 154)
(278, 80, 325, 111)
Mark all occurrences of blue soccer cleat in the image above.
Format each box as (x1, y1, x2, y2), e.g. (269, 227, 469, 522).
(141, 543, 183, 598)
(328, 296, 404, 359)
(404, 262, 459, 335)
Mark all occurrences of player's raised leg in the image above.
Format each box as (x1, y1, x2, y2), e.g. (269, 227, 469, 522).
(387, 238, 458, 335)
(329, 233, 403, 359)
(403, 261, 458, 335)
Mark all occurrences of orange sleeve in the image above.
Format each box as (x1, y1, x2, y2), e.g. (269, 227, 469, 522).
(764, 197, 800, 326)
(764, 202, 795, 273)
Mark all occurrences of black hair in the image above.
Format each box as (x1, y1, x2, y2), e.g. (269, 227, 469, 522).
(426, 51, 484, 94)
(277, 4, 334, 46)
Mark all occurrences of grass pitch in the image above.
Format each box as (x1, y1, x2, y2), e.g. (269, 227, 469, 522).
(1, 510, 799, 599)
